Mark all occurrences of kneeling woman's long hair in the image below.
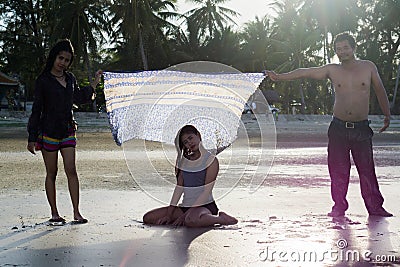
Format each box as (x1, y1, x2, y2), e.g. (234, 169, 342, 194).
(174, 125, 201, 178)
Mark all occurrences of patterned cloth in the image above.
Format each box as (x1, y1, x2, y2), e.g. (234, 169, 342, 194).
(103, 70, 265, 152)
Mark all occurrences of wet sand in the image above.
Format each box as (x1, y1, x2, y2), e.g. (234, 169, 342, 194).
(0, 113, 399, 266)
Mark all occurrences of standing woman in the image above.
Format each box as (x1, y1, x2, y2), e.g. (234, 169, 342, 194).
(27, 39, 102, 224)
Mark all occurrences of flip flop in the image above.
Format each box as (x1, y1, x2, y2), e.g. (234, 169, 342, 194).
(71, 218, 88, 224)
(49, 217, 66, 223)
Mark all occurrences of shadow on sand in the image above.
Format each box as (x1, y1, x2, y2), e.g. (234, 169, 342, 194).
(1, 223, 211, 267)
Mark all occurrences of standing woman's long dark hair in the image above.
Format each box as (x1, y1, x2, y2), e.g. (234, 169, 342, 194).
(42, 39, 74, 74)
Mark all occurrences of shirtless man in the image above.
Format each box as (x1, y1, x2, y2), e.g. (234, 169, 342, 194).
(266, 32, 393, 217)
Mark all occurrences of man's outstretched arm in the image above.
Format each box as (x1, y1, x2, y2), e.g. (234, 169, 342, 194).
(265, 66, 330, 81)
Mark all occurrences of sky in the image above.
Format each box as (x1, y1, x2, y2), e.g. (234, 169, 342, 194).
(175, 0, 275, 29)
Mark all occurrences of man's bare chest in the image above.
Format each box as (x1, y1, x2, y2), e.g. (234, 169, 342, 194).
(330, 68, 371, 92)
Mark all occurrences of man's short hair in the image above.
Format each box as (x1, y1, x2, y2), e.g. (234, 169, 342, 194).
(334, 32, 356, 50)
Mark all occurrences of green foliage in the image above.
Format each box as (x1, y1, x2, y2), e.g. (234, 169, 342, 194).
(184, 0, 240, 42)
(0, 0, 399, 114)
(238, 16, 272, 72)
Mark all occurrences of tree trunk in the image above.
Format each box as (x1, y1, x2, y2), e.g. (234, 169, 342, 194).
(299, 85, 306, 114)
(391, 64, 400, 110)
(28, 0, 45, 66)
(138, 29, 149, 70)
(324, 26, 331, 64)
(83, 47, 96, 112)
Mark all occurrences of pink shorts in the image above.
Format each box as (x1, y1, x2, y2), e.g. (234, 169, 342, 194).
(35, 127, 76, 152)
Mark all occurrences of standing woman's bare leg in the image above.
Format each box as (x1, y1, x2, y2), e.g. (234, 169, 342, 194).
(41, 149, 62, 220)
(60, 147, 86, 222)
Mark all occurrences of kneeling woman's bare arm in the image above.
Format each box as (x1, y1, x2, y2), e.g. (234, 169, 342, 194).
(156, 173, 184, 225)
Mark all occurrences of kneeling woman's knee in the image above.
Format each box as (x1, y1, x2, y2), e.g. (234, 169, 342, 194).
(142, 213, 152, 224)
(184, 213, 200, 227)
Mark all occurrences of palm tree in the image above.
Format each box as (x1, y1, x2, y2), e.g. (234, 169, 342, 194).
(300, 0, 360, 63)
(51, 0, 110, 77)
(201, 26, 241, 64)
(172, 18, 203, 61)
(269, 0, 324, 113)
(109, 0, 180, 70)
(184, 0, 239, 43)
(358, 0, 400, 114)
(392, 64, 400, 110)
(0, 0, 54, 99)
(239, 15, 272, 72)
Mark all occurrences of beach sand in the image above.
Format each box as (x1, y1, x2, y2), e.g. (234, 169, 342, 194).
(0, 113, 399, 266)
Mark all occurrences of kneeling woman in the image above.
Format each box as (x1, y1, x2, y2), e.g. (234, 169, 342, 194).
(143, 125, 238, 227)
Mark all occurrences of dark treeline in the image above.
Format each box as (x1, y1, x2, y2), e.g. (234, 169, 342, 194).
(0, 0, 399, 114)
